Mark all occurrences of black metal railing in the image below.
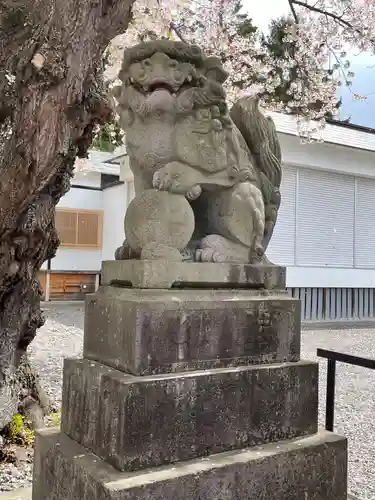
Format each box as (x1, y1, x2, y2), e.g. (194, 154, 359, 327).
(317, 348, 375, 432)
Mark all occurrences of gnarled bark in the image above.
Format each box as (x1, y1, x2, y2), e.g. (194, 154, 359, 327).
(0, 0, 135, 428)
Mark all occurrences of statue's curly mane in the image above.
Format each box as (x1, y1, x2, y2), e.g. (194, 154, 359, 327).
(120, 41, 205, 77)
(119, 40, 228, 85)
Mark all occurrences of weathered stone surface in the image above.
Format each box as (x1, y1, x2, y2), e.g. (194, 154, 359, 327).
(101, 260, 286, 289)
(61, 358, 318, 472)
(114, 41, 283, 264)
(84, 287, 300, 375)
(33, 428, 347, 500)
(125, 190, 195, 261)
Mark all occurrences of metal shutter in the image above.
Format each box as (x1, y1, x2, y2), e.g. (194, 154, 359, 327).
(296, 168, 355, 267)
(266, 165, 297, 266)
(355, 177, 375, 268)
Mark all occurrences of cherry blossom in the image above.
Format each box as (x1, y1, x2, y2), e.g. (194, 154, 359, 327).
(103, 0, 375, 141)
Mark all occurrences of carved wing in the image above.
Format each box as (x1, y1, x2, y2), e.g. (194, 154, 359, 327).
(230, 97, 282, 250)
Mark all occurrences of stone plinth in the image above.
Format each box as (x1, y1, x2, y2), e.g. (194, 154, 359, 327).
(33, 428, 347, 500)
(33, 259, 347, 499)
(84, 287, 300, 375)
(101, 260, 286, 289)
(61, 358, 317, 472)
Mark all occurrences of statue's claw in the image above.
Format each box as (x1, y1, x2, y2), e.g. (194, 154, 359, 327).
(195, 248, 224, 263)
(196, 234, 249, 263)
(115, 240, 139, 260)
(153, 163, 202, 200)
(153, 170, 174, 191)
(186, 185, 202, 201)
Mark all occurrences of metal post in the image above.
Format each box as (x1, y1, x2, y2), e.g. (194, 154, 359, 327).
(325, 358, 336, 432)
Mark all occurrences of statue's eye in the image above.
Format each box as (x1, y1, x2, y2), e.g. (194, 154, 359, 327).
(143, 60, 151, 67)
(169, 60, 178, 68)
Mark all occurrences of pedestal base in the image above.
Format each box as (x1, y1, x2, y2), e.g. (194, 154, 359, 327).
(61, 359, 318, 471)
(101, 260, 286, 289)
(33, 428, 347, 500)
(84, 287, 300, 375)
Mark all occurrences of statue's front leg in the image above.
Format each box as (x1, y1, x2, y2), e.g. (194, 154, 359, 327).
(153, 161, 202, 201)
(115, 169, 151, 260)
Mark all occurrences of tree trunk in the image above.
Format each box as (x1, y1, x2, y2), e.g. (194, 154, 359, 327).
(0, 0, 135, 429)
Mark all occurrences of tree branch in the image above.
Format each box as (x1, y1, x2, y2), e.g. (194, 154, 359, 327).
(169, 21, 187, 43)
(291, 0, 352, 29)
(287, 0, 298, 23)
(0, 0, 135, 236)
(291, 0, 375, 47)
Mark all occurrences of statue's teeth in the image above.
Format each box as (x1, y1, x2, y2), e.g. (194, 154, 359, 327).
(172, 93, 177, 97)
(129, 77, 134, 83)
(187, 75, 192, 82)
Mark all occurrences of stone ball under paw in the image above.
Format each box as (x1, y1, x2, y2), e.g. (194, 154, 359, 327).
(125, 189, 195, 254)
(141, 243, 182, 262)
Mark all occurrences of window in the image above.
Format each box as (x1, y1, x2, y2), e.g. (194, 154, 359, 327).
(55, 209, 103, 249)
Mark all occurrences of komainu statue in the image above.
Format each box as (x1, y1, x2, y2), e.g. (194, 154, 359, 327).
(114, 40, 282, 264)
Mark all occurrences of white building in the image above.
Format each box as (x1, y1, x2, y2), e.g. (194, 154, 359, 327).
(41, 115, 375, 322)
(267, 113, 375, 322)
(39, 150, 132, 300)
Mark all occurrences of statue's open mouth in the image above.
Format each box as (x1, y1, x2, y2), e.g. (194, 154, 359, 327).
(148, 82, 175, 93)
(132, 76, 198, 96)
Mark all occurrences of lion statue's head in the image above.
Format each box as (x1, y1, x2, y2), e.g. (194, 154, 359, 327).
(114, 40, 229, 118)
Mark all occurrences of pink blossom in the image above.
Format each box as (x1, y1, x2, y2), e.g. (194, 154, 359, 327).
(106, 0, 375, 140)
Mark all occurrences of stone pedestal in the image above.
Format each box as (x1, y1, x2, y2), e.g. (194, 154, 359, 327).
(33, 261, 348, 499)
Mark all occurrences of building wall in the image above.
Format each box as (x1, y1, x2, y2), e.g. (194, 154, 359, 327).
(279, 133, 375, 179)
(270, 111, 375, 154)
(50, 171, 103, 272)
(102, 183, 128, 261)
(267, 135, 375, 290)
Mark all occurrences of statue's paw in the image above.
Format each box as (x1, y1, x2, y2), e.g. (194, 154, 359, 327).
(153, 162, 198, 194)
(186, 185, 202, 201)
(196, 234, 249, 263)
(115, 244, 132, 260)
(195, 248, 225, 263)
(115, 240, 139, 260)
(153, 169, 174, 191)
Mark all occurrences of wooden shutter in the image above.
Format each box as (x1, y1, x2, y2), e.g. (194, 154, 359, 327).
(77, 212, 102, 247)
(55, 209, 103, 248)
(56, 210, 77, 247)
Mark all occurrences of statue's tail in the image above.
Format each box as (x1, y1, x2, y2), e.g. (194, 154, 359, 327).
(230, 97, 282, 252)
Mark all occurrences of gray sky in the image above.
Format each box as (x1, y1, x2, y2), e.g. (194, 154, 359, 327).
(243, 0, 289, 31)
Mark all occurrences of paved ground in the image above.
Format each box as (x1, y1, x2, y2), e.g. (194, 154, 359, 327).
(0, 304, 374, 498)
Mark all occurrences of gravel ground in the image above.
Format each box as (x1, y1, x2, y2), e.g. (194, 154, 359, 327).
(0, 304, 84, 492)
(0, 304, 374, 497)
(302, 326, 375, 500)
(27, 303, 84, 411)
